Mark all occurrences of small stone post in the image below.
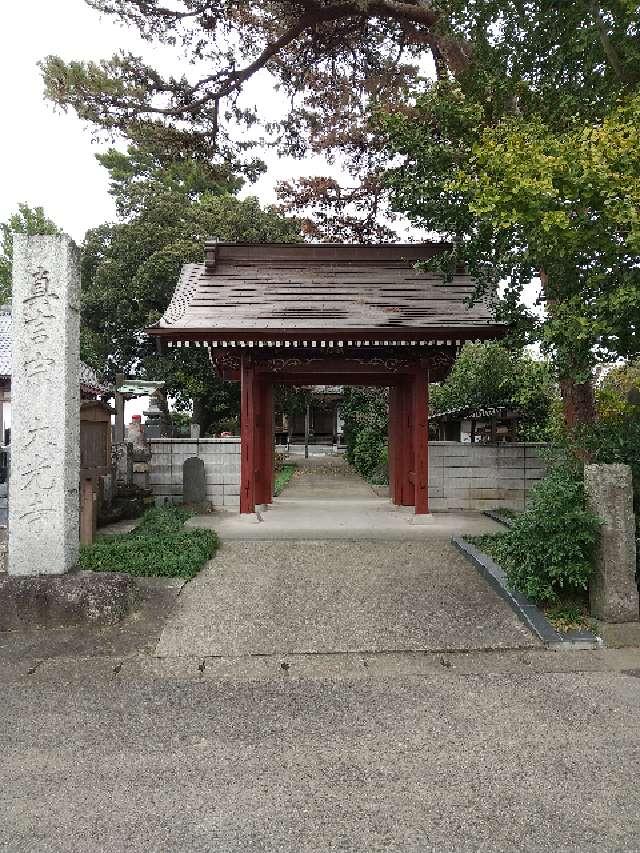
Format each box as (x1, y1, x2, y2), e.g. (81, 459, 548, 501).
(114, 373, 126, 445)
(9, 235, 80, 575)
(584, 464, 639, 623)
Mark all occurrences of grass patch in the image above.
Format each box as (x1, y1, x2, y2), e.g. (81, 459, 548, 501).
(274, 464, 296, 496)
(80, 506, 218, 579)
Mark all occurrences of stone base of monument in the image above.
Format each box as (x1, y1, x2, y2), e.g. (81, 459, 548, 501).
(591, 620, 640, 649)
(0, 571, 140, 631)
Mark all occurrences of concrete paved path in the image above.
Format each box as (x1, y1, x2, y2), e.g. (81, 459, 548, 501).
(157, 539, 537, 656)
(2, 652, 640, 852)
(167, 458, 535, 656)
(188, 458, 503, 541)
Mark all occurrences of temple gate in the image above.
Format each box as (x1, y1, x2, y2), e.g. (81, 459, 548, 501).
(150, 242, 504, 515)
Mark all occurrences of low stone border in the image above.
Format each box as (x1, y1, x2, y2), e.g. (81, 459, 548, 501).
(483, 510, 515, 528)
(0, 571, 140, 631)
(452, 536, 601, 650)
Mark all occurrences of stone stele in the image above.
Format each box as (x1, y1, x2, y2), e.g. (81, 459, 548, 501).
(183, 456, 206, 506)
(8, 235, 80, 576)
(584, 463, 639, 623)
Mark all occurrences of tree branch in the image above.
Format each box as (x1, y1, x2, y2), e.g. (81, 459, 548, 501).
(589, 1, 638, 84)
(158, 1, 452, 117)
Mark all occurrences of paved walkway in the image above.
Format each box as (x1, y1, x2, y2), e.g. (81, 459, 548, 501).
(160, 458, 536, 656)
(5, 465, 640, 850)
(3, 654, 640, 852)
(188, 457, 503, 541)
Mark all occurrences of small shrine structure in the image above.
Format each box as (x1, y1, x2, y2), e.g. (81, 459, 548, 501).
(149, 242, 506, 515)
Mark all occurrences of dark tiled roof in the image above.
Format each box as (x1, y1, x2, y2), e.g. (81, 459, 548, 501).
(151, 243, 505, 344)
(0, 305, 108, 395)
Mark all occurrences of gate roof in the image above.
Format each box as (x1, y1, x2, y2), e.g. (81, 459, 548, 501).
(148, 242, 506, 348)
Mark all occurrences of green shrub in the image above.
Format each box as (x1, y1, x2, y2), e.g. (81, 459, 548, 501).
(352, 427, 388, 483)
(341, 387, 388, 476)
(489, 465, 600, 604)
(80, 529, 218, 579)
(82, 505, 217, 579)
(133, 505, 193, 536)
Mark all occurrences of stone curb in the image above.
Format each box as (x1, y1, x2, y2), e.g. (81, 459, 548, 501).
(451, 536, 601, 650)
(483, 510, 515, 528)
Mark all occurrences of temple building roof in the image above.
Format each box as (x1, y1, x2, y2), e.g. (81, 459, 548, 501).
(149, 243, 506, 349)
(0, 304, 108, 396)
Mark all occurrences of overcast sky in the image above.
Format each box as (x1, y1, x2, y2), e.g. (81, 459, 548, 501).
(0, 0, 339, 241)
(0, 0, 541, 424)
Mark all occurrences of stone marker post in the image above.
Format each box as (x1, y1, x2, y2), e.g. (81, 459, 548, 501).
(9, 235, 80, 576)
(584, 464, 639, 623)
(183, 457, 206, 506)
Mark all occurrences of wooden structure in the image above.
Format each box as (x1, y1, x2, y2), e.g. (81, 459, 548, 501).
(149, 243, 506, 515)
(432, 406, 526, 443)
(80, 400, 112, 544)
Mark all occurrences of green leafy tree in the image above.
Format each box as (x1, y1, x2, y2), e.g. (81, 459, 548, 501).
(81, 143, 301, 434)
(380, 1, 640, 427)
(40, 2, 639, 237)
(0, 204, 61, 303)
(429, 342, 559, 439)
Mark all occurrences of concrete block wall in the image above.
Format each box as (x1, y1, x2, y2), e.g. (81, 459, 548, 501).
(428, 442, 548, 511)
(149, 438, 548, 512)
(149, 438, 240, 509)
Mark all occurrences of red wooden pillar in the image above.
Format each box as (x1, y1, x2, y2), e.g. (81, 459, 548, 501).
(263, 380, 274, 503)
(255, 378, 273, 506)
(240, 354, 257, 514)
(254, 377, 266, 506)
(412, 366, 429, 514)
(400, 378, 414, 506)
(388, 384, 400, 505)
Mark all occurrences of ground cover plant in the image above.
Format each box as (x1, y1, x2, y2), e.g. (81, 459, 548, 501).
(274, 464, 296, 496)
(472, 464, 600, 607)
(80, 506, 218, 579)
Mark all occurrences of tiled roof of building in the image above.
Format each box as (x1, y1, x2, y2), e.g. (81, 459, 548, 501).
(150, 243, 506, 347)
(0, 304, 109, 396)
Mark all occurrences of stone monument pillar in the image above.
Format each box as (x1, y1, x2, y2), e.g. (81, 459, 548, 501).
(9, 235, 80, 576)
(584, 464, 639, 623)
(127, 415, 151, 489)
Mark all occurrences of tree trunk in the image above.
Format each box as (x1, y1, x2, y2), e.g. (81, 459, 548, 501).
(539, 270, 598, 430)
(559, 378, 597, 429)
(192, 396, 213, 437)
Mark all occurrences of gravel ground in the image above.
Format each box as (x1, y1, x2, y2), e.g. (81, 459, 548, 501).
(1, 666, 640, 852)
(156, 539, 537, 657)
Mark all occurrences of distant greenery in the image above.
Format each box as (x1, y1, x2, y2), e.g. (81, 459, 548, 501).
(80, 139, 300, 435)
(81, 506, 218, 579)
(474, 465, 600, 605)
(341, 387, 389, 484)
(0, 203, 62, 303)
(430, 343, 557, 441)
(274, 464, 296, 496)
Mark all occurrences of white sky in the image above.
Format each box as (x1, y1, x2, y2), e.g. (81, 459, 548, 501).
(0, 1, 542, 420)
(0, 0, 340, 239)
(0, 0, 342, 422)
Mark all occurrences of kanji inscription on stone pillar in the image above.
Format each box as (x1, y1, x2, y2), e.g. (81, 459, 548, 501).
(8, 235, 81, 575)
